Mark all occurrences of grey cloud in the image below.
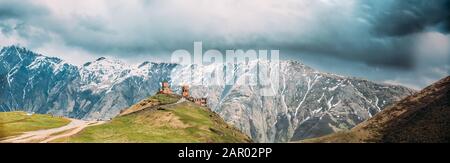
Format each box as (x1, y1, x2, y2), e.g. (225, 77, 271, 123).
(0, 22, 14, 35)
(0, 0, 51, 46)
(0, 0, 448, 72)
(0, 1, 49, 20)
(365, 0, 450, 36)
(0, 0, 448, 89)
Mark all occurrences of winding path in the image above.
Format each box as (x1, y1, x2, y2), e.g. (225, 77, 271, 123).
(0, 119, 105, 143)
(2, 98, 186, 143)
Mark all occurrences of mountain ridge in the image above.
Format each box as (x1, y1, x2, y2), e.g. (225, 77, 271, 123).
(301, 76, 450, 143)
(0, 45, 415, 142)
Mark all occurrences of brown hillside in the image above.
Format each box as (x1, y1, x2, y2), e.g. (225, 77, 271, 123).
(302, 76, 450, 143)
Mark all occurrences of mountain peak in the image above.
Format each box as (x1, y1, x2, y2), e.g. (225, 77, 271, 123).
(138, 61, 151, 68)
(2, 45, 25, 51)
(1, 45, 41, 58)
(82, 56, 127, 68)
(0, 45, 65, 69)
(96, 57, 106, 61)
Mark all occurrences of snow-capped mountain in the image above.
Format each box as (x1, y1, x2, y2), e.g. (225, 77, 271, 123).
(0, 46, 177, 119)
(170, 60, 415, 142)
(0, 46, 415, 142)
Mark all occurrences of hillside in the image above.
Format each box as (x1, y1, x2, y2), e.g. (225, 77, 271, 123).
(0, 111, 70, 139)
(0, 46, 415, 142)
(53, 94, 252, 143)
(301, 76, 450, 143)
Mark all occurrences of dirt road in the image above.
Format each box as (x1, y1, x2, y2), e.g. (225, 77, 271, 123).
(0, 119, 105, 143)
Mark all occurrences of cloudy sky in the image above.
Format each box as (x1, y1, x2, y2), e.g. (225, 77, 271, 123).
(0, 0, 449, 89)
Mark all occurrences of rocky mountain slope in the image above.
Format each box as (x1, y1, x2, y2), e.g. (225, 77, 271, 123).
(0, 45, 415, 142)
(173, 61, 415, 142)
(0, 46, 176, 120)
(301, 76, 450, 143)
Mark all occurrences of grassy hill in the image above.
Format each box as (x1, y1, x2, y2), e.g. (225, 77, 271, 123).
(53, 94, 252, 143)
(0, 111, 71, 139)
(300, 76, 450, 143)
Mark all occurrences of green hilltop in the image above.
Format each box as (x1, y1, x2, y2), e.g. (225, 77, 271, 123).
(53, 94, 252, 143)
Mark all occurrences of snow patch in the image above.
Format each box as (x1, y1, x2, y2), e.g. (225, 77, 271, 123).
(294, 75, 321, 116)
(329, 85, 339, 91)
(312, 107, 322, 114)
(317, 93, 324, 103)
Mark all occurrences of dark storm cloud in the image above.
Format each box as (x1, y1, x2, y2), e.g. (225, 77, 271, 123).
(277, 37, 416, 69)
(0, 1, 48, 20)
(366, 0, 450, 36)
(0, 0, 51, 43)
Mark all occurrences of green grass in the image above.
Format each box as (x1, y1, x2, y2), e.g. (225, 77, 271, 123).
(0, 111, 71, 139)
(119, 93, 180, 116)
(150, 93, 179, 104)
(54, 95, 251, 143)
(169, 103, 249, 143)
